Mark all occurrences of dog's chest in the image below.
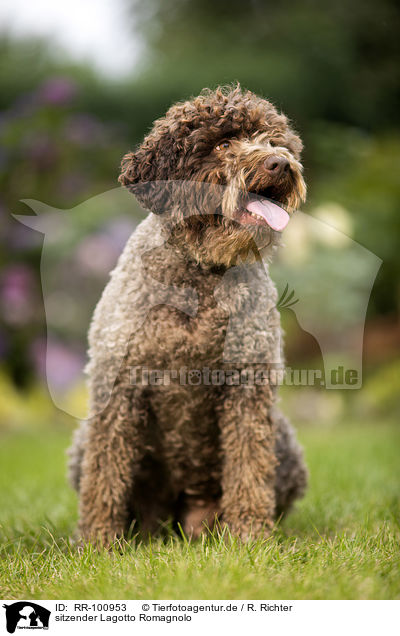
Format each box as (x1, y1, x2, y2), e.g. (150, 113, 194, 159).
(121, 229, 282, 368)
(140, 267, 229, 367)
(137, 257, 281, 368)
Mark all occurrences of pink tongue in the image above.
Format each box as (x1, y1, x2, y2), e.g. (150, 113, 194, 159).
(246, 199, 290, 231)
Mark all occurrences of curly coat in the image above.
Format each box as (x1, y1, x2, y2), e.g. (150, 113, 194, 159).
(68, 85, 308, 544)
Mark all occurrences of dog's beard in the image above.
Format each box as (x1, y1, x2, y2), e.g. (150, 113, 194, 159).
(169, 214, 268, 268)
(158, 150, 306, 267)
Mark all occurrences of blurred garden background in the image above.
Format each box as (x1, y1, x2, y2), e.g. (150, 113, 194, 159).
(1, 0, 400, 601)
(1, 0, 399, 427)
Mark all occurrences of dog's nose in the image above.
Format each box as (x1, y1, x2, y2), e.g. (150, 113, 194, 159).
(264, 155, 290, 179)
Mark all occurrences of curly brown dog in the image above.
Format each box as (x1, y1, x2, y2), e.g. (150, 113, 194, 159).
(68, 85, 308, 545)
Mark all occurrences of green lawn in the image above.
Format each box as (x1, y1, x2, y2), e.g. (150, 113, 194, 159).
(0, 421, 399, 599)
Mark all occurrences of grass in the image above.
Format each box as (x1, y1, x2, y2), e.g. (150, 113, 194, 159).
(0, 420, 399, 599)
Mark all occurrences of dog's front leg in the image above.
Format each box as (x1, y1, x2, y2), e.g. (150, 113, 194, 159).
(218, 385, 277, 541)
(78, 384, 146, 547)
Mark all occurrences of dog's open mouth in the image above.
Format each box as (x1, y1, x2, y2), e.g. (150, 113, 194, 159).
(234, 188, 290, 232)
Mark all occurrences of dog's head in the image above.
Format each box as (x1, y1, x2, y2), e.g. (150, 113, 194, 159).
(119, 85, 306, 266)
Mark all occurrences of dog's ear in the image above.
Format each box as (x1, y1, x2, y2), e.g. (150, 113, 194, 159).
(119, 150, 144, 189)
(119, 133, 181, 214)
(119, 147, 166, 214)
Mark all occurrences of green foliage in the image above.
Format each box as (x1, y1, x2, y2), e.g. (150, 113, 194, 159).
(130, 0, 400, 130)
(308, 127, 400, 315)
(358, 359, 400, 417)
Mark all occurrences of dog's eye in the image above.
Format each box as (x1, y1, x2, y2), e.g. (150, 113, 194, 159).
(215, 140, 230, 151)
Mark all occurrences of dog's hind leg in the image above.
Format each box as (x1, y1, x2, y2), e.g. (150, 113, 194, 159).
(273, 409, 308, 517)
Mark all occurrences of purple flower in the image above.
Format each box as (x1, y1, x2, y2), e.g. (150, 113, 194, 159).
(31, 336, 85, 391)
(0, 265, 35, 325)
(38, 77, 77, 106)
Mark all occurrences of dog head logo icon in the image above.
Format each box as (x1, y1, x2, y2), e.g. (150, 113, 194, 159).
(3, 602, 50, 633)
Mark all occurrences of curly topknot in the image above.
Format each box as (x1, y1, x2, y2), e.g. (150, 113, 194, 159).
(119, 84, 303, 193)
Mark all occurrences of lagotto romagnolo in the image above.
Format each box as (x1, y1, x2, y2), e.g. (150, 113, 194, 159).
(68, 85, 308, 545)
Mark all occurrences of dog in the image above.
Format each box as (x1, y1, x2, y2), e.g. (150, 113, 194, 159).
(68, 85, 308, 545)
